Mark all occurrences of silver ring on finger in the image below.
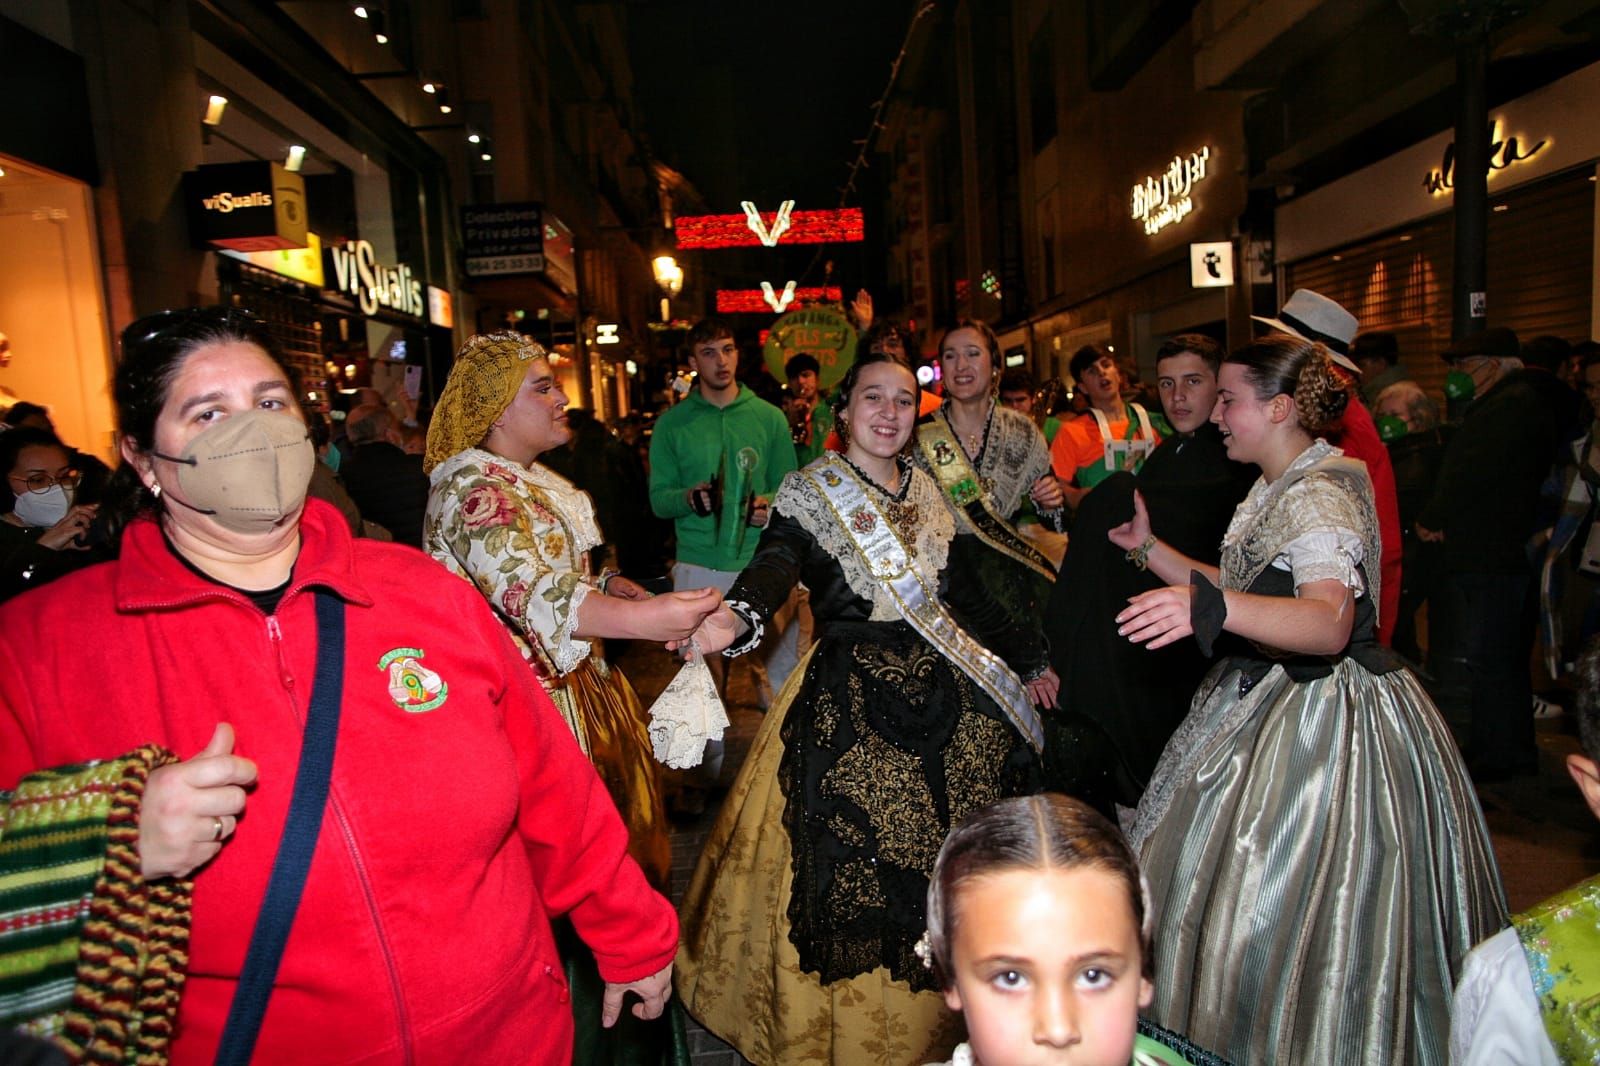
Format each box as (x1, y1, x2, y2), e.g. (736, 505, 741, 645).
(211, 816, 225, 842)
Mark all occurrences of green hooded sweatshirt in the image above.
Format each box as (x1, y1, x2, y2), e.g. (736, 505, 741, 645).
(648, 384, 798, 572)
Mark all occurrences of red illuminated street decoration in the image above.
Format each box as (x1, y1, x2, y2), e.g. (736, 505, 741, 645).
(743, 200, 795, 246)
(677, 207, 865, 249)
(716, 286, 844, 314)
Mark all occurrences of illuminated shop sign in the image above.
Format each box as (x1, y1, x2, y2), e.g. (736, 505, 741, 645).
(428, 286, 454, 329)
(221, 232, 326, 287)
(1131, 146, 1211, 236)
(676, 206, 864, 249)
(326, 239, 424, 319)
(183, 161, 307, 252)
(1424, 120, 1548, 196)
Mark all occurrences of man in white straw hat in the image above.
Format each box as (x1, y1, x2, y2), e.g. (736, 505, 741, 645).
(1254, 288, 1404, 647)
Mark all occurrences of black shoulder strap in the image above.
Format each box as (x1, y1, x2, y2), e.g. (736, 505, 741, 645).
(214, 590, 346, 1066)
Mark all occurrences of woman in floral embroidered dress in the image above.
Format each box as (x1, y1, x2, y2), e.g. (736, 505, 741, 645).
(424, 331, 721, 1063)
(675, 352, 1057, 1066)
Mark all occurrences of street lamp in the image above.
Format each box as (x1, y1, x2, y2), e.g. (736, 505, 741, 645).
(652, 254, 684, 322)
(652, 255, 684, 296)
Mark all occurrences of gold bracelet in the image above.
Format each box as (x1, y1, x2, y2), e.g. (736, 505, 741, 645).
(1125, 535, 1158, 571)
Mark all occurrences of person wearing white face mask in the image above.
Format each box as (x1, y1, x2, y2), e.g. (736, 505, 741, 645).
(0, 426, 106, 602)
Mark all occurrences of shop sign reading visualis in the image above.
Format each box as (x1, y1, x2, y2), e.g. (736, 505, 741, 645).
(326, 240, 425, 319)
(183, 161, 307, 252)
(1131, 146, 1211, 236)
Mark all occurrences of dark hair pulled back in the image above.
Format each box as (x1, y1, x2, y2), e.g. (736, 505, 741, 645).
(99, 306, 296, 544)
(829, 349, 917, 424)
(1224, 334, 1351, 433)
(925, 793, 1151, 987)
(0, 427, 70, 516)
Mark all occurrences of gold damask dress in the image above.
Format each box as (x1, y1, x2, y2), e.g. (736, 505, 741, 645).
(677, 455, 1045, 1066)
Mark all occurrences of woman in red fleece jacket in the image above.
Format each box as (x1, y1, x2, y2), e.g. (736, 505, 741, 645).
(0, 307, 678, 1064)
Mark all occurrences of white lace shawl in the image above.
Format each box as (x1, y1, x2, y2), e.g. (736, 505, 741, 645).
(913, 403, 1055, 527)
(1219, 440, 1380, 608)
(772, 462, 954, 622)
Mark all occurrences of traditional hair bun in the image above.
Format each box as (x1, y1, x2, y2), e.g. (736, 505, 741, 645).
(1292, 345, 1351, 432)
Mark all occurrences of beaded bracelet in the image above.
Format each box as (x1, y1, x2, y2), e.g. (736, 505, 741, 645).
(1125, 534, 1158, 571)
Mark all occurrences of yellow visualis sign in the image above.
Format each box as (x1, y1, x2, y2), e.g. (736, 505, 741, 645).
(223, 232, 326, 287)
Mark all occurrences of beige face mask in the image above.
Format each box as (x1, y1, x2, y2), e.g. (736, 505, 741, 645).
(151, 410, 314, 534)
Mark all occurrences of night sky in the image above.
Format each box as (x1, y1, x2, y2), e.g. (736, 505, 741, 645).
(625, 0, 917, 297)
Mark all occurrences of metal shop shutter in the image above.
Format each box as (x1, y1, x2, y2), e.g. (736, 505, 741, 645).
(1286, 166, 1595, 404)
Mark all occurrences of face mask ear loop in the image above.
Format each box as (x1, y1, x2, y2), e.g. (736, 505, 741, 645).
(147, 450, 215, 515)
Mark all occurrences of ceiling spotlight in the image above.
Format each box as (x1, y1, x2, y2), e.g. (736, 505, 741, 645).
(436, 86, 451, 114)
(285, 145, 307, 172)
(467, 131, 481, 144)
(371, 10, 388, 43)
(203, 94, 228, 126)
(481, 152, 493, 162)
(352, 3, 368, 16)
(439, 103, 453, 115)
(421, 81, 437, 94)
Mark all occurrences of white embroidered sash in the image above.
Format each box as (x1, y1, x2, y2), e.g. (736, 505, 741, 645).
(804, 457, 1044, 753)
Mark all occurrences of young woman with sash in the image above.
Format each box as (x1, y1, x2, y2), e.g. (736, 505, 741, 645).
(1113, 335, 1505, 1064)
(675, 353, 1057, 1066)
(914, 321, 1064, 588)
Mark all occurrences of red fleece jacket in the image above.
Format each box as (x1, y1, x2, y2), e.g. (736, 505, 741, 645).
(0, 499, 677, 1064)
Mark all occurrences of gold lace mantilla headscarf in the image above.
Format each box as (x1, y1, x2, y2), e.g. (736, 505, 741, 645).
(424, 331, 545, 473)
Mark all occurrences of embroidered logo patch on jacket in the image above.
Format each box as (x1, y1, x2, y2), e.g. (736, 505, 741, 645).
(378, 648, 449, 712)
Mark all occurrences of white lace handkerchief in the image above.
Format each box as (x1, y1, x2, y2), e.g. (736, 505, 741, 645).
(646, 645, 729, 769)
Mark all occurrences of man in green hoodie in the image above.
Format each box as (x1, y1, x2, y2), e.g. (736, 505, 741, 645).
(650, 318, 799, 703)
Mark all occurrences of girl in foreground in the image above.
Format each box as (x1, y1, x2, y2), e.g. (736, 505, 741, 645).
(1112, 334, 1505, 1062)
(921, 793, 1213, 1066)
(676, 352, 1052, 1065)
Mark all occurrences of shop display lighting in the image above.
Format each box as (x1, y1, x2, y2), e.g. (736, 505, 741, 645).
(675, 206, 865, 249)
(203, 95, 228, 127)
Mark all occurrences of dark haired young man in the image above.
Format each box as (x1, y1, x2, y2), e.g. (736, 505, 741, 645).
(1049, 344, 1168, 510)
(1043, 334, 1255, 809)
(649, 318, 799, 704)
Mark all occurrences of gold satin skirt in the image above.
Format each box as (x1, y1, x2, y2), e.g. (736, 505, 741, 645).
(551, 657, 672, 892)
(674, 647, 961, 1066)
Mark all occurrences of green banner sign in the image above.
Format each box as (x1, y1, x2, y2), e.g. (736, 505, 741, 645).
(763, 307, 858, 390)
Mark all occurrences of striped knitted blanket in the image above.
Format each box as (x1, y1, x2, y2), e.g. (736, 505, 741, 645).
(1, 746, 192, 1064)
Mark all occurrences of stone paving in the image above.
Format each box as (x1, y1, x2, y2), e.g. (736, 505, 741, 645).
(614, 638, 1600, 1066)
